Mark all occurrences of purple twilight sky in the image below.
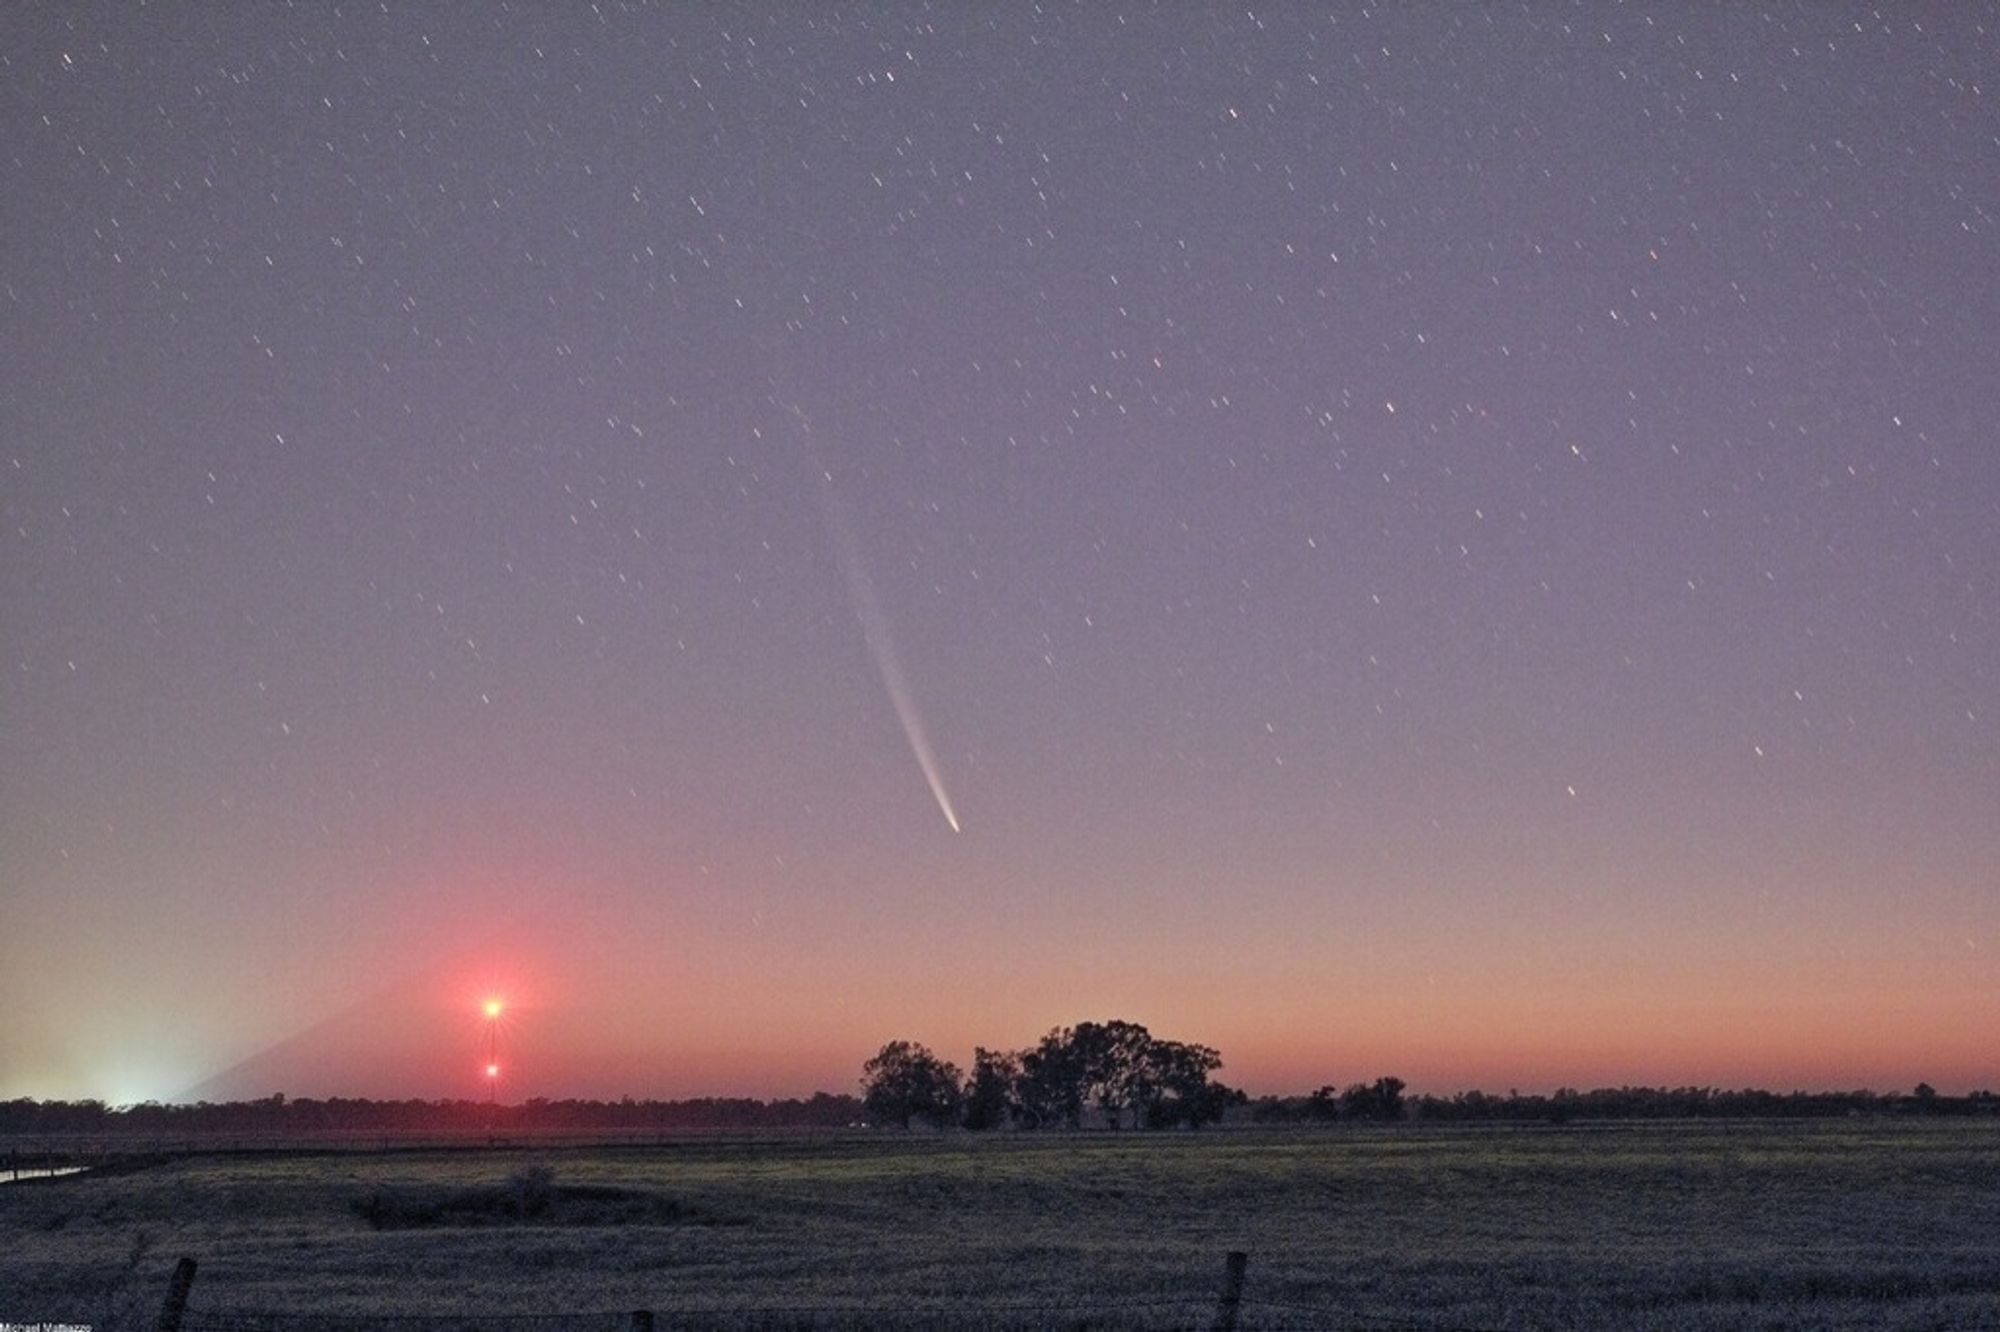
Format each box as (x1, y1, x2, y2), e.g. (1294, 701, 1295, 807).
(2, 3, 1995, 1102)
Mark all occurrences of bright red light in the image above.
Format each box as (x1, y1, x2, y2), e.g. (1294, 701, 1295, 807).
(486, 1063, 500, 1079)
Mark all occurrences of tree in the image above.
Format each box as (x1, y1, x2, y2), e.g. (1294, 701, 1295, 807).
(1146, 1040, 1230, 1127)
(998, 1020, 1240, 1130)
(1015, 1027, 1088, 1129)
(856, 1019, 1236, 1133)
(1105, 1020, 1163, 1128)
(961, 1048, 1020, 1131)
(1069, 1019, 1155, 1129)
(860, 1041, 963, 1130)
(1338, 1076, 1407, 1122)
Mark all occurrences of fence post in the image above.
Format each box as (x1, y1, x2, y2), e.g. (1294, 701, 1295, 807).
(1209, 1250, 1248, 1332)
(156, 1256, 198, 1332)
(630, 1312, 655, 1332)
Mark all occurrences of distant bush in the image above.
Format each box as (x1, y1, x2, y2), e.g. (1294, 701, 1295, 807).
(507, 1161, 557, 1215)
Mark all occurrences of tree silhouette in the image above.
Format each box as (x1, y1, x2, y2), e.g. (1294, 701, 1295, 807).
(961, 1047, 1020, 1131)
(1069, 1019, 1155, 1129)
(1338, 1076, 1407, 1121)
(860, 1041, 963, 1130)
(860, 1020, 1242, 1132)
(1015, 1027, 1088, 1129)
(1146, 1040, 1232, 1127)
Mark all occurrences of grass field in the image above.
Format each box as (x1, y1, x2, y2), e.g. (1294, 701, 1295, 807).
(3, 1120, 1997, 1330)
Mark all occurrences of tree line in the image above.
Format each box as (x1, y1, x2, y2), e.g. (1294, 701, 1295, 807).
(861, 1019, 1245, 1130)
(3, 1075, 1990, 1139)
(1247, 1080, 1999, 1124)
(860, 1023, 1997, 1129)
(0, 1092, 863, 1136)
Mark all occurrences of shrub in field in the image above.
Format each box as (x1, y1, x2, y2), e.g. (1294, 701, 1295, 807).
(506, 1162, 556, 1216)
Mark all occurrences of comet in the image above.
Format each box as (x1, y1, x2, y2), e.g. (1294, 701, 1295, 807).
(791, 405, 962, 833)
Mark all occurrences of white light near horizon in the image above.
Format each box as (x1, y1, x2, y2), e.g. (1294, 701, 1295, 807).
(100, 1069, 186, 1107)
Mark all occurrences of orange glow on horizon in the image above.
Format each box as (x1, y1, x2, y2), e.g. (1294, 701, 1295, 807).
(143, 891, 1993, 1106)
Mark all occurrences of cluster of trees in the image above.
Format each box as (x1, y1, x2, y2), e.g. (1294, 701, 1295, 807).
(1286, 1077, 1410, 1122)
(1247, 1083, 1999, 1124)
(0, 1092, 863, 1137)
(861, 1019, 1245, 1130)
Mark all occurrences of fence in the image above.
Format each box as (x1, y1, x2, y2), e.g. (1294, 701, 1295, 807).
(150, 1253, 1545, 1332)
(148, 1254, 2000, 1332)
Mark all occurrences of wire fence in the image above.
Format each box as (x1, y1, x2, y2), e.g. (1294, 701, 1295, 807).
(150, 1255, 2000, 1332)
(177, 1302, 1209, 1332)
(152, 1253, 1538, 1332)
(165, 1304, 2000, 1332)
(172, 1306, 2000, 1332)
(174, 1303, 1517, 1332)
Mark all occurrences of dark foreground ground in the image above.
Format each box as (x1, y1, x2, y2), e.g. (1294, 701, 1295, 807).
(3, 1120, 1996, 1330)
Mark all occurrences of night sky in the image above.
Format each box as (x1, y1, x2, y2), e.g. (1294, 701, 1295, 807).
(4, 4, 1995, 1104)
